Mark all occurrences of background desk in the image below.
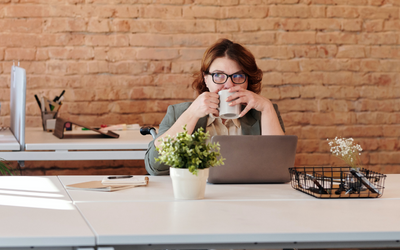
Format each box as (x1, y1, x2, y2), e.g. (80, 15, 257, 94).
(0, 127, 153, 161)
(0, 128, 20, 151)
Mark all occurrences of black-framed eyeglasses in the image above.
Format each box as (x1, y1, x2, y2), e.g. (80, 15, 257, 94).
(205, 72, 247, 84)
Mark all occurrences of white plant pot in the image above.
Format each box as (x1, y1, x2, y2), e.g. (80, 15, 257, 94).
(170, 167, 209, 200)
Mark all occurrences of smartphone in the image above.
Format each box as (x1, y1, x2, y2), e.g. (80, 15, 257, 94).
(107, 175, 133, 180)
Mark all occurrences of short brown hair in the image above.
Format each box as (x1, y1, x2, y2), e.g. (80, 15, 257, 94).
(192, 39, 263, 95)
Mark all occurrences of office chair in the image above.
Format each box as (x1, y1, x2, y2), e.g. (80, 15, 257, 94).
(140, 126, 157, 139)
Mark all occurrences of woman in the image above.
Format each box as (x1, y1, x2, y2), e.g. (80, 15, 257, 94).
(145, 39, 285, 175)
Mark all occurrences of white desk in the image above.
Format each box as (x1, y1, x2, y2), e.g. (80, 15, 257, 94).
(61, 175, 400, 249)
(0, 176, 95, 249)
(76, 199, 400, 249)
(0, 128, 20, 151)
(2, 175, 400, 250)
(0, 127, 153, 161)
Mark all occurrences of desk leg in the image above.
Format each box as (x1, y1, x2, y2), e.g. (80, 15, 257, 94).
(18, 160, 25, 168)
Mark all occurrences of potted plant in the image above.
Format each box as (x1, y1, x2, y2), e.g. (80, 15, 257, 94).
(327, 137, 366, 193)
(0, 158, 14, 175)
(156, 125, 224, 200)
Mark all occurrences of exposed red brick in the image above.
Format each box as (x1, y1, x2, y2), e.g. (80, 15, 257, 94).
(364, 19, 384, 32)
(5, 48, 36, 61)
(359, 6, 399, 19)
(289, 45, 338, 58)
(136, 48, 179, 60)
(309, 18, 341, 31)
(0, 18, 43, 33)
(171, 60, 200, 73)
(224, 5, 268, 18)
(277, 31, 316, 44)
(384, 20, 400, 31)
(139, 5, 182, 19)
(327, 6, 360, 18)
(216, 20, 239, 33)
(129, 34, 173, 47)
(341, 19, 362, 31)
(260, 86, 281, 100)
(87, 18, 110, 33)
(44, 18, 87, 32)
(107, 48, 137, 62)
(295, 153, 330, 166)
(248, 45, 294, 59)
(269, 5, 311, 18)
(358, 32, 398, 45)
(239, 19, 260, 32)
(316, 32, 357, 44)
(183, 5, 223, 19)
(336, 45, 365, 58)
(4, 5, 50, 17)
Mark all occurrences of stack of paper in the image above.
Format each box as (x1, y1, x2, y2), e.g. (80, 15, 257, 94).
(66, 176, 149, 192)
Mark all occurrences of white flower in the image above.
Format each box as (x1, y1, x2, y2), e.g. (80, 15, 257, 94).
(327, 137, 362, 169)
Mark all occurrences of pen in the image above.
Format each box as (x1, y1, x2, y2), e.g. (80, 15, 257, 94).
(40, 96, 45, 112)
(34, 95, 41, 110)
(306, 174, 328, 194)
(56, 103, 62, 112)
(53, 90, 65, 102)
(107, 175, 133, 179)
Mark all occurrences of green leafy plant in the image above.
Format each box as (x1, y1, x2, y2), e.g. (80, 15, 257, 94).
(0, 158, 14, 175)
(156, 125, 225, 175)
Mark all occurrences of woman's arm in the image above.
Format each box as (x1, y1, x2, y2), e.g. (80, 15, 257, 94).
(260, 102, 285, 135)
(145, 105, 180, 175)
(153, 91, 219, 147)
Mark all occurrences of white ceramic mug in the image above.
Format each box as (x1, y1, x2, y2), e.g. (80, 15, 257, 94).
(218, 89, 241, 119)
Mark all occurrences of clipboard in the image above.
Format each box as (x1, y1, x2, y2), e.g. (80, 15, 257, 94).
(53, 117, 119, 139)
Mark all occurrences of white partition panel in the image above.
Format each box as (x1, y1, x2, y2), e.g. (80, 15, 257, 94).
(10, 65, 26, 151)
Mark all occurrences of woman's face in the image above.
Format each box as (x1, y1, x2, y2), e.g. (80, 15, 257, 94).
(204, 56, 248, 93)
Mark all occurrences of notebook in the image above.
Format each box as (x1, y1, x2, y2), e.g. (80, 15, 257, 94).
(208, 135, 298, 184)
(66, 176, 149, 192)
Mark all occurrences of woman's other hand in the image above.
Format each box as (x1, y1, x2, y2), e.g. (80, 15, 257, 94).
(225, 86, 273, 117)
(225, 85, 284, 135)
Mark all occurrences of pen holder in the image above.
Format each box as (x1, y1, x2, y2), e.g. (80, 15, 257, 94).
(41, 111, 58, 131)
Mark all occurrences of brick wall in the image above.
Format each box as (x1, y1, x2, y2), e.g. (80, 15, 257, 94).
(0, 0, 399, 175)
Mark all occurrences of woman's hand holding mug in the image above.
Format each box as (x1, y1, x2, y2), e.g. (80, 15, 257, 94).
(187, 91, 219, 118)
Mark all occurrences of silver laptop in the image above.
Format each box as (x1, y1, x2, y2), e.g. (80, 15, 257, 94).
(208, 135, 297, 184)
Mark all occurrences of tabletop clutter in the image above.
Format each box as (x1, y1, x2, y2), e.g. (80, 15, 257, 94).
(33, 90, 140, 134)
(289, 167, 386, 198)
(289, 137, 387, 199)
(34, 90, 65, 131)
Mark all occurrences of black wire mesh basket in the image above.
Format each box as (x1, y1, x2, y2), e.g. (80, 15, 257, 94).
(289, 167, 386, 198)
